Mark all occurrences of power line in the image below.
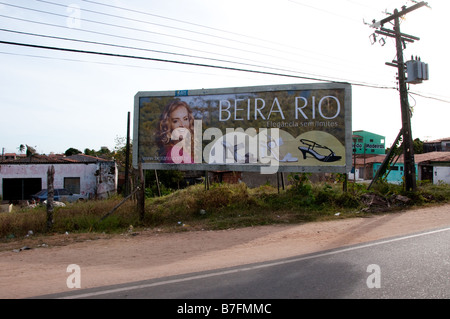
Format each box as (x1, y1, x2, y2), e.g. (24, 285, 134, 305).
(0, 50, 264, 82)
(75, 0, 388, 73)
(409, 91, 450, 104)
(0, 2, 336, 69)
(0, 2, 392, 82)
(0, 27, 365, 85)
(0, 14, 272, 68)
(0, 39, 397, 90)
(38, 0, 304, 62)
(0, 2, 426, 91)
(82, 0, 259, 40)
(0, 28, 303, 76)
(2, 13, 325, 76)
(0, 39, 339, 82)
(0, 12, 390, 86)
(81, 0, 353, 65)
(83, 0, 392, 76)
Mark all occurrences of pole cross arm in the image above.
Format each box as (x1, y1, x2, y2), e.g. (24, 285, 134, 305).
(375, 29, 420, 42)
(371, 1, 429, 28)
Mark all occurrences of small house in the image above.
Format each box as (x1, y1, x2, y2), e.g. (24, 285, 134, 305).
(0, 154, 117, 201)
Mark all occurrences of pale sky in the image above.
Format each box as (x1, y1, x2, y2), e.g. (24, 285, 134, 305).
(0, 0, 448, 155)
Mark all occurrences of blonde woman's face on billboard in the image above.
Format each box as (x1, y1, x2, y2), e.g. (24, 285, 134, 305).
(170, 106, 189, 131)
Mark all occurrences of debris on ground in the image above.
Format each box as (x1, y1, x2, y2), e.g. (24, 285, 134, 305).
(12, 246, 31, 253)
(360, 193, 412, 213)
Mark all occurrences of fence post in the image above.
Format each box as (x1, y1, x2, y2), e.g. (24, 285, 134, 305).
(137, 162, 145, 221)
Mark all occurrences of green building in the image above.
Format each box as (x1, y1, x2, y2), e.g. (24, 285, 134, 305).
(352, 130, 385, 155)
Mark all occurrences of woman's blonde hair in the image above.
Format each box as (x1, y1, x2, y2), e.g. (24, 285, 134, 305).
(156, 99, 194, 154)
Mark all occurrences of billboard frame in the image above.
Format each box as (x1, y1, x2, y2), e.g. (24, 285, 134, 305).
(133, 82, 352, 174)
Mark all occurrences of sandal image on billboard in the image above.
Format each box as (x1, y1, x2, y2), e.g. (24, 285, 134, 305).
(298, 139, 341, 162)
(263, 137, 298, 162)
(222, 141, 256, 163)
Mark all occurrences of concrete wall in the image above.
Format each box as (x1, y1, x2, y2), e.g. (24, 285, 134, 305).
(434, 166, 450, 185)
(0, 162, 117, 199)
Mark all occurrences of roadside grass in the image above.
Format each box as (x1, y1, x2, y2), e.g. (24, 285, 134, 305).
(1, 178, 449, 242)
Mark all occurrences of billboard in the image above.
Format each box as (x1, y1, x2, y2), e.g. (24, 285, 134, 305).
(133, 83, 352, 174)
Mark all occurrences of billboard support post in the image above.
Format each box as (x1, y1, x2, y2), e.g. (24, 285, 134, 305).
(154, 169, 161, 197)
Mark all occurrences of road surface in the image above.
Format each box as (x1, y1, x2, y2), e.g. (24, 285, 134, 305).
(40, 226, 450, 299)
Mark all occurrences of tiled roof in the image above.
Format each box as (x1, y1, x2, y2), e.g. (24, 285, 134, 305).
(65, 154, 113, 163)
(354, 152, 450, 165)
(424, 137, 450, 143)
(1, 153, 114, 164)
(415, 152, 450, 163)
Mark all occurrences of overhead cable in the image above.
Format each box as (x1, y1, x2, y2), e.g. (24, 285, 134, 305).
(0, 39, 398, 90)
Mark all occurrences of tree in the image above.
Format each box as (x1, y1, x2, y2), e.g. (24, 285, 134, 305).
(113, 136, 131, 170)
(413, 138, 424, 154)
(65, 148, 82, 156)
(386, 137, 423, 156)
(84, 148, 96, 156)
(26, 145, 37, 157)
(83, 147, 112, 158)
(112, 136, 133, 195)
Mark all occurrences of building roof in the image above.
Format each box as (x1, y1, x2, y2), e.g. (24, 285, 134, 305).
(0, 153, 114, 164)
(352, 130, 385, 138)
(354, 152, 450, 166)
(424, 137, 450, 143)
(65, 154, 113, 163)
(415, 151, 450, 164)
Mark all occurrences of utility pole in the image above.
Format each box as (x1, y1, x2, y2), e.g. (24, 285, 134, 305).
(369, 1, 430, 192)
(393, 7, 416, 192)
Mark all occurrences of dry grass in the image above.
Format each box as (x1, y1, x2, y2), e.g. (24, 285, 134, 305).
(1, 181, 449, 242)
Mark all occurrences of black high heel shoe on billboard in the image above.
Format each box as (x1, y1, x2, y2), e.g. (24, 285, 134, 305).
(298, 139, 341, 162)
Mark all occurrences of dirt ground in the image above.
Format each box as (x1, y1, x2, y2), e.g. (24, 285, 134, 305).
(0, 203, 449, 299)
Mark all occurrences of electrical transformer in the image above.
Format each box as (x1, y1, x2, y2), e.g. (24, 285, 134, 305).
(406, 59, 429, 84)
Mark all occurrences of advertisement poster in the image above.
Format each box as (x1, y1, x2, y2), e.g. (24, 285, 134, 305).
(133, 83, 352, 174)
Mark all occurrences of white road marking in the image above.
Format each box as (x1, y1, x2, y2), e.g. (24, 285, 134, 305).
(60, 226, 450, 299)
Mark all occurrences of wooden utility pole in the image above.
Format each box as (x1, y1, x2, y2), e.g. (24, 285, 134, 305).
(46, 165, 55, 231)
(394, 9, 416, 192)
(369, 1, 429, 192)
(124, 111, 131, 196)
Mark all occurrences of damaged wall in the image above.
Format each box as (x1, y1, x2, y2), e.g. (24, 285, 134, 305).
(0, 161, 117, 200)
(94, 162, 118, 198)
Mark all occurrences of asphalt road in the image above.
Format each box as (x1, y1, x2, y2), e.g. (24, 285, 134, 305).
(38, 226, 450, 300)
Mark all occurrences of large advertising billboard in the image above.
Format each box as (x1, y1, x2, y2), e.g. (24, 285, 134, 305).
(133, 83, 352, 174)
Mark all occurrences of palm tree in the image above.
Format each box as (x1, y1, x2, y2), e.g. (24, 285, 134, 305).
(18, 144, 25, 154)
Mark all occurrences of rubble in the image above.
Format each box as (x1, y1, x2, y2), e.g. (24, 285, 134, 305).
(360, 193, 412, 213)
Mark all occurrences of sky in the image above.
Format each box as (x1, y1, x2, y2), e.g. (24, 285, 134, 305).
(0, 0, 448, 155)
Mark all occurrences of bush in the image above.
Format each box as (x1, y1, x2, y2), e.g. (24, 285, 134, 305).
(335, 191, 362, 208)
(315, 184, 337, 205)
